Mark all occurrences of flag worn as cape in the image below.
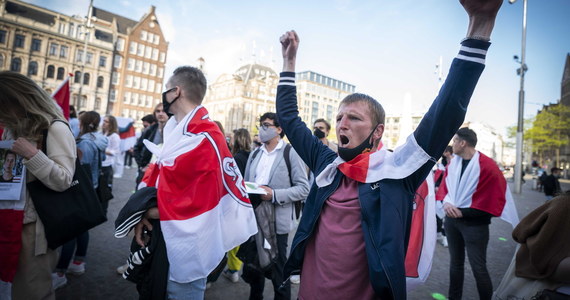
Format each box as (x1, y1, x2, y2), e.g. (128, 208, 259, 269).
(436, 151, 519, 227)
(405, 172, 437, 291)
(139, 105, 257, 283)
(51, 75, 71, 120)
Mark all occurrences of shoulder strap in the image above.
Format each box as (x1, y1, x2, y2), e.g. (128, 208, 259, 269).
(40, 119, 69, 154)
(250, 148, 261, 161)
(284, 144, 293, 186)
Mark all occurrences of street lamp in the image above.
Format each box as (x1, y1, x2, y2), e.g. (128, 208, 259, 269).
(510, 0, 528, 194)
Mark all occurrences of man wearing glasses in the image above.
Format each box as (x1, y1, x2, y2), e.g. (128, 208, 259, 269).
(242, 112, 309, 300)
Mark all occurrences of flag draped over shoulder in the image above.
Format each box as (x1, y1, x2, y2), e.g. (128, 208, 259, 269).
(405, 172, 437, 291)
(436, 151, 519, 227)
(140, 105, 257, 283)
(51, 75, 71, 120)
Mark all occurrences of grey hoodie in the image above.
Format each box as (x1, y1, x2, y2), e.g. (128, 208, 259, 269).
(77, 132, 108, 188)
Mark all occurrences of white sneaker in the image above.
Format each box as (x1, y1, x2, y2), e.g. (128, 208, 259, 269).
(67, 262, 85, 275)
(290, 275, 300, 284)
(222, 269, 239, 283)
(440, 236, 448, 247)
(116, 263, 129, 275)
(51, 273, 67, 290)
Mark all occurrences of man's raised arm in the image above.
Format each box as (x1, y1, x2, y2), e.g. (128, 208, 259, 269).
(462, 0, 502, 41)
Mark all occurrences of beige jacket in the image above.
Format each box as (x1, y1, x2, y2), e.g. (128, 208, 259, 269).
(3, 121, 76, 255)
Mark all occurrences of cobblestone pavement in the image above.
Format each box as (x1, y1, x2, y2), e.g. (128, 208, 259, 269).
(54, 167, 568, 300)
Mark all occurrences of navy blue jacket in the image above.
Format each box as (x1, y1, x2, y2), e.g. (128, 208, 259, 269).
(276, 39, 490, 299)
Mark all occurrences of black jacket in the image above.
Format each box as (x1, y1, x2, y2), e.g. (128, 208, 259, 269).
(134, 124, 159, 169)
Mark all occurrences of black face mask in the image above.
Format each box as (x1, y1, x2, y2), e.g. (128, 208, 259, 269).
(162, 87, 179, 117)
(338, 126, 377, 162)
(313, 128, 326, 139)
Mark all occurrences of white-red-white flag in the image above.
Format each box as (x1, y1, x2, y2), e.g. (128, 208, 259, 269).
(51, 75, 72, 120)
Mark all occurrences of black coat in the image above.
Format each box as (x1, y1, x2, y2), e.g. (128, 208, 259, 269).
(134, 124, 160, 169)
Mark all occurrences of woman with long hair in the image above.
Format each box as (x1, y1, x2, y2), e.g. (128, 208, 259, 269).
(52, 111, 107, 289)
(222, 128, 252, 283)
(101, 115, 120, 213)
(0, 71, 76, 299)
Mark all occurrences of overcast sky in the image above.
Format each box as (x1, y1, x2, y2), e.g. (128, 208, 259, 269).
(29, 0, 570, 136)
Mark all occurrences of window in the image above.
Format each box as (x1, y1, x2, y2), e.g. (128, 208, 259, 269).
(112, 72, 120, 85)
(155, 82, 161, 94)
(83, 73, 90, 85)
(57, 67, 65, 80)
(10, 58, 22, 72)
(116, 38, 125, 51)
(0, 30, 6, 44)
(14, 34, 25, 48)
(97, 76, 104, 88)
(0, 54, 4, 68)
(74, 71, 81, 83)
(129, 41, 137, 54)
(31, 39, 41, 52)
(125, 75, 132, 87)
(49, 43, 58, 56)
(138, 94, 144, 106)
(99, 56, 107, 67)
(124, 91, 131, 104)
(158, 67, 163, 78)
(58, 23, 66, 34)
(141, 78, 147, 91)
(110, 89, 116, 102)
(137, 44, 144, 56)
(114, 55, 122, 68)
(149, 64, 156, 76)
(135, 60, 142, 72)
(122, 109, 129, 118)
(79, 96, 86, 108)
(144, 46, 151, 59)
(28, 61, 38, 76)
(133, 76, 140, 89)
(94, 98, 101, 110)
(143, 62, 149, 74)
(140, 30, 147, 41)
(68, 23, 75, 37)
(127, 58, 135, 70)
(152, 48, 158, 61)
(148, 80, 155, 92)
(153, 34, 159, 45)
(145, 95, 151, 107)
(159, 52, 165, 63)
(76, 49, 84, 62)
(46, 65, 55, 78)
(60, 46, 68, 58)
(132, 93, 138, 105)
(86, 52, 93, 65)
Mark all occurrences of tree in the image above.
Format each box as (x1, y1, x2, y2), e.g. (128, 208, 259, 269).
(526, 103, 570, 166)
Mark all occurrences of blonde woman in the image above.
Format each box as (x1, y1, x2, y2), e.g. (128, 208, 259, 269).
(0, 71, 76, 299)
(101, 115, 120, 213)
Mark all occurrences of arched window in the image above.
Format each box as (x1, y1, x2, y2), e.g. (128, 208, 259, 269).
(0, 54, 4, 69)
(83, 73, 90, 85)
(74, 71, 81, 83)
(96, 76, 104, 88)
(28, 61, 38, 76)
(57, 67, 65, 80)
(79, 95, 87, 108)
(10, 57, 22, 72)
(94, 98, 101, 110)
(47, 65, 55, 78)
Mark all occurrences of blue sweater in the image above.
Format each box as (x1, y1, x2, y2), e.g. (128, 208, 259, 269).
(276, 39, 490, 299)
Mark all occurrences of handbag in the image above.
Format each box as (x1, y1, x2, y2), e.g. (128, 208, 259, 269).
(27, 121, 107, 249)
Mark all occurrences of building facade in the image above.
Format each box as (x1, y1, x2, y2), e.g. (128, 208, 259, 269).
(0, 0, 168, 120)
(203, 64, 355, 136)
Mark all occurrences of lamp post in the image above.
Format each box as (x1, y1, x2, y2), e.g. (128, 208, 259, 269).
(510, 0, 528, 194)
(77, 0, 94, 108)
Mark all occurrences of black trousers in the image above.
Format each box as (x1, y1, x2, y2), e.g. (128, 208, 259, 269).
(445, 217, 492, 300)
(248, 233, 290, 300)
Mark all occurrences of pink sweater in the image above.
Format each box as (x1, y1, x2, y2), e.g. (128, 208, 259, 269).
(299, 177, 379, 300)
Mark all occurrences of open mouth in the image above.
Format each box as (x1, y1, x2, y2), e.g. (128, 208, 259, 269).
(339, 135, 349, 147)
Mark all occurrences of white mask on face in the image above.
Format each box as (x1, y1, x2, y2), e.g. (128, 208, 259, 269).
(258, 126, 278, 143)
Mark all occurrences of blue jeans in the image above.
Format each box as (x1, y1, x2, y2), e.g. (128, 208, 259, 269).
(445, 217, 492, 300)
(167, 277, 207, 300)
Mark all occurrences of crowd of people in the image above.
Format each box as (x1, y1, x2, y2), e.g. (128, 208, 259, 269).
(1, 0, 569, 299)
